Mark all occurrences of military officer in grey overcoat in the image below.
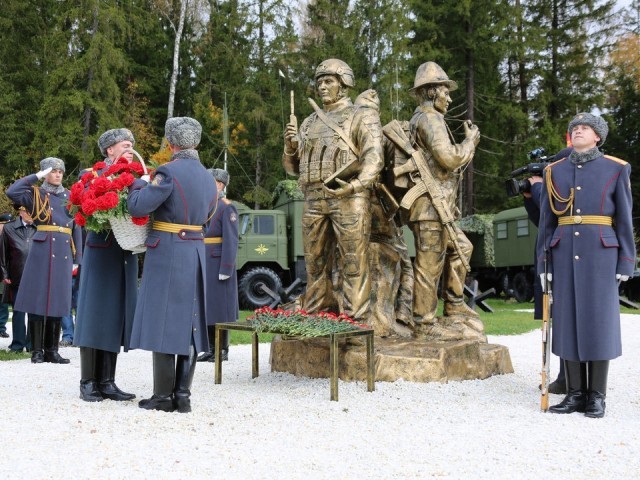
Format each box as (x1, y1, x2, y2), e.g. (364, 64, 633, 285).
(197, 168, 239, 363)
(74, 128, 138, 402)
(537, 113, 635, 418)
(6, 158, 83, 364)
(128, 117, 217, 413)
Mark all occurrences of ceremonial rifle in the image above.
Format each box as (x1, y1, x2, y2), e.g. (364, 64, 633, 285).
(383, 120, 470, 272)
(541, 247, 552, 412)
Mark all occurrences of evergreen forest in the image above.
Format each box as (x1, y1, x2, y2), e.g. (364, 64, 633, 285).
(0, 0, 638, 225)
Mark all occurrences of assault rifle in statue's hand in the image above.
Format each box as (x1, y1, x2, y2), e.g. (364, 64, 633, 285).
(383, 120, 470, 272)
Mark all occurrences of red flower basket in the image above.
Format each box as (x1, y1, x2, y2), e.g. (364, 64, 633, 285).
(108, 150, 151, 254)
(68, 149, 151, 254)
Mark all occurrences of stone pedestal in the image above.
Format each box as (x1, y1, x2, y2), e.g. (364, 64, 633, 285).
(270, 336, 513, 383)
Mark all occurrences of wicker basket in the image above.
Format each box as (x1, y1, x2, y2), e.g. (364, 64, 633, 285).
(109, 149, 150, 254)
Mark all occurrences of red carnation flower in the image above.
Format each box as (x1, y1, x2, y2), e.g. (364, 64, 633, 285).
(74, 212, 87, 226)
(70, 182, 84, 205)
(81, 172, 94, 184)
(130, 163, 145, 175)
(93, 161, 107, 171)
(131, 216, 149, 226)
(82, 198, 98, 216)
(118, 172, 135, 187)
(91, 177, 112, 195)
(116, 157, 128, 164)
(103, 191, 119, 209)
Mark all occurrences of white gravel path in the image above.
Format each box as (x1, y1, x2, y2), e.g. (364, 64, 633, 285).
(1, 314, 639, 479)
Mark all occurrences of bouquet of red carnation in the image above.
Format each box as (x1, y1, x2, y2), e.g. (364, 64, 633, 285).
(67, 154, 151, 252)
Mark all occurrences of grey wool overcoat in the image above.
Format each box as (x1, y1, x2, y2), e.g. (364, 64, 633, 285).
(204, 199, 239, 326)
(127, 152, 217, 355)
(73, 230, 138, 352)
(536, 154, 635, 361)
(6, 175, 82, 318)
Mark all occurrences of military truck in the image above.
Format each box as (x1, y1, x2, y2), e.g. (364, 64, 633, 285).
(233, 184, 536, 309)
(233, 182, 306, 309)
(461, 207, 538, 302)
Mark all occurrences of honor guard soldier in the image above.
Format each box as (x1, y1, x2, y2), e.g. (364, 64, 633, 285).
(537, 113, 635, 418)
(6, 157, 83, 364)
(128, 117, 217, 413)
(74, 128, 138, 402)
(283, 58, 384, 323)
(197, 168, 239, 363)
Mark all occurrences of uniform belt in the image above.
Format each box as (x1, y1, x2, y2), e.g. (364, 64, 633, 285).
(152, 220, 203, 234)
(558, 215, 612, 226)
(37, 225, 72, 235)
(37, 225, 76, 255)
(204, 237, 223, 244)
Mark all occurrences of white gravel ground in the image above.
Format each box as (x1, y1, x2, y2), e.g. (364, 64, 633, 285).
(1, 314, 639, 479)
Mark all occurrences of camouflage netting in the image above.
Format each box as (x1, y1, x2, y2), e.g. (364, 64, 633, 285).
(272, 179, 304, 204)
(459, 214, 495, 267)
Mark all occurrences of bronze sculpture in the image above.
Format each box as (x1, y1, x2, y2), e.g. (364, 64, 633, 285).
(394, 61, 484, 341)
(283, 59, 384, 324)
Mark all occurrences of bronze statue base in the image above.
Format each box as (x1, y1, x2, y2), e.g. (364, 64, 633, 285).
(270, 336, 513, 383)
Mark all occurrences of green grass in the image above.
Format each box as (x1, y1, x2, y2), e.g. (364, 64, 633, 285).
(0, 350, 30, 361)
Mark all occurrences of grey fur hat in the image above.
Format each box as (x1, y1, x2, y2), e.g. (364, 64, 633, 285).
(568, 112, 608, 146)
(165, 117, 202, 148)
(40, 157, 65, 172)
(208, 168, 230, 186)
(98, 128, 135, 156)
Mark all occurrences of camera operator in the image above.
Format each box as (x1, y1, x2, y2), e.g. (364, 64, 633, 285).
(520, 147, 573, 395)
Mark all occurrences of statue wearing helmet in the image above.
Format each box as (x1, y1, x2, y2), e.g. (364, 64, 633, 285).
(283, 58, 383, 323)
(403, 61, 484, 341)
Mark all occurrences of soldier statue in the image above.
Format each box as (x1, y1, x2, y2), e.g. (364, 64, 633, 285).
(402, 61, 484, 341)
(283, 59, 384, 323)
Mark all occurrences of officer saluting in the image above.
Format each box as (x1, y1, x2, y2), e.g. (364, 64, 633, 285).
(128, 117, 217, 413)
(6, 157, 83, 364)
(536, 113, 635, 418)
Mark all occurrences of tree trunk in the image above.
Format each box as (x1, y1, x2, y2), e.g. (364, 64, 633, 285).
(81, 4, 99, 158)
(167, 0, 188, 120)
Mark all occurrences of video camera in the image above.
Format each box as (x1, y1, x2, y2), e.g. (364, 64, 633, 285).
(505, 148, 554, 197)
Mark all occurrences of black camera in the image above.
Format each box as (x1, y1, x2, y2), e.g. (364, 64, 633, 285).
(505, 148, 553, 197)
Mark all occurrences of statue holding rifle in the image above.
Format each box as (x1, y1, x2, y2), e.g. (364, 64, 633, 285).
(389, 61, 484, 342)
(283, 58, 383, 324)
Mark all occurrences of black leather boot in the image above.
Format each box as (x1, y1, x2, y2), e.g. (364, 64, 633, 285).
(29, 316, 45, 363)
(79, 347, 103, 402)
(43, 318, 70, 364)
(174, 345, 197, 413)
(585, 360, 609, 418)
(97, 350, 136, 401)
(196, 326, 215, 362)
(139, 352, 175, 412)
(549, 360, 587, 414)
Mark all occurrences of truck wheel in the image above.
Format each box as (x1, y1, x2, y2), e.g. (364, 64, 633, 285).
(238, 267, 283, 310)
(512, 271, 533, 303)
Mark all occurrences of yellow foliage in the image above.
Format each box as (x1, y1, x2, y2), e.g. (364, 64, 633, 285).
(150, 143, 172, 167)
(609, 33, 640, 91)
